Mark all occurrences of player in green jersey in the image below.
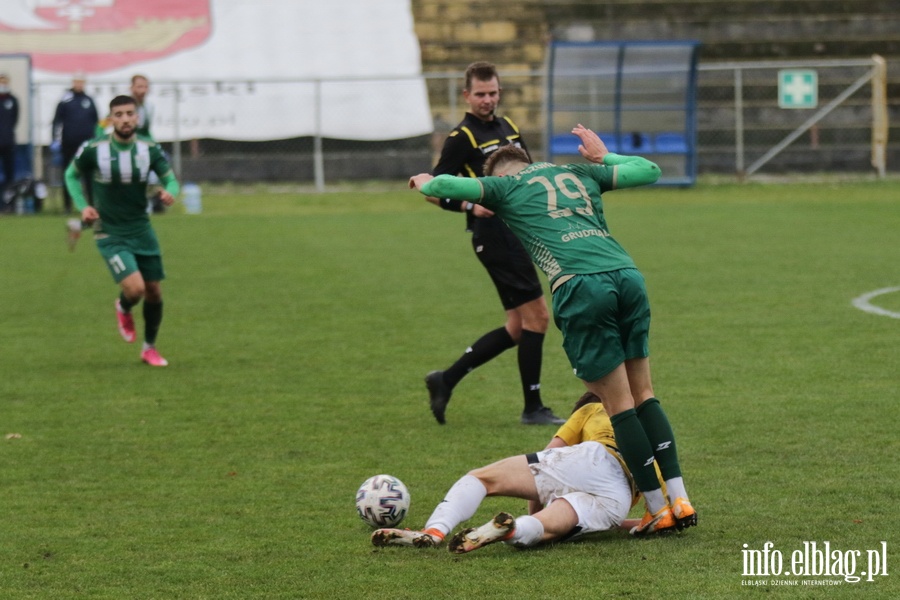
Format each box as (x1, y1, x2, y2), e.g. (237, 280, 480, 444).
(409, 125, 696, 536)
(65, 95, 180, 367)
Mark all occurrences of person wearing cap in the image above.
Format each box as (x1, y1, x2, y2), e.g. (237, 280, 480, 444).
(0, 73, 19, 207)
(51, 72, 99, 212)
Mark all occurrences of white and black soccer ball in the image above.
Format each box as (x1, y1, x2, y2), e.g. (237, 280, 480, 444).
(355, 474, 410, 528)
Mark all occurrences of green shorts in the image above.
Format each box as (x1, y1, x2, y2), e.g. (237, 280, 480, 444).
(96, 230, 165, 284)
(552, 268, 650, 382)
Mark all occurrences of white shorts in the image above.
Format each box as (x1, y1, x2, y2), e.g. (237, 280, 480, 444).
(527, 441, 633, 539)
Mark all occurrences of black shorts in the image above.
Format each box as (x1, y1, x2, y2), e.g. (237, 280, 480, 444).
(471, 217, 544, 310)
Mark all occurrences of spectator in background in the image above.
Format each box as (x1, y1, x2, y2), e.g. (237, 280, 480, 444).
(0, 73, 19, 209)
(130, 74, 154, 139)
(52, 72, 99, 213)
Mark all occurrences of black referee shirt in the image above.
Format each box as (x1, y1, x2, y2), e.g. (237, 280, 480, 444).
(432, 112, 530, 231)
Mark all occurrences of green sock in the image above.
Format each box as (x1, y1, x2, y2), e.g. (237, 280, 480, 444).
(636, 397, 683, 481)
(143, 301, 163, 345)
(610, 408, 662, 494)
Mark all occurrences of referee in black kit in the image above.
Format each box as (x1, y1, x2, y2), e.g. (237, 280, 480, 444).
(422, 61, 564, 427)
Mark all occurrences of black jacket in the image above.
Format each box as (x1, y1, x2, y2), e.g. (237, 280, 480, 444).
(432, 112, 530, 231)
(52, 90, 99, 148)
(0, 92, 18, 148)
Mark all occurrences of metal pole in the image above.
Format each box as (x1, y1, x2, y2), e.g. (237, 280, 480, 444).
(172, 84, 182, 179)
(449, 75, 457, 122)
(734, 68, 744, 178)
(745, 68, 875, 177)
(32, 81, 43, 180)
(313, 79, 324, 192)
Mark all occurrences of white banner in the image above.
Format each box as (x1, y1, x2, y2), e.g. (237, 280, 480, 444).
(0, 0, 432, 143)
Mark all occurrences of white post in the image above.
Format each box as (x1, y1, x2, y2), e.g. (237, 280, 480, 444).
(313, 79, 324, 192)
(870, 54, 888, 178)
(734, 67, 744, 178)
(172, 84, 182, 179)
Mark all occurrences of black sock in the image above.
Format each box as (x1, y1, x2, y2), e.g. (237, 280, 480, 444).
(143, 301, 163, 346)
(119, 292, 136, 313)
(443, 327, 515, 389)
(518, 329, 544, 413)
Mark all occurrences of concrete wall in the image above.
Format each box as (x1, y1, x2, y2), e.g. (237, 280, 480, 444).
(413, 0, 899, 174)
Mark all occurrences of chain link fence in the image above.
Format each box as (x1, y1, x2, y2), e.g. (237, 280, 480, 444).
(34, 57, 889, 190)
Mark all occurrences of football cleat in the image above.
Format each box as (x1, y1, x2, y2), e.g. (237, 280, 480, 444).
(448, 512, 515, 554)
(671, 497, 697, 530)
(115, 299, 136, 343)
(630, 505, 677, 537)
(425, 370, 452, 425)
(141, 347, 169, 367)
(371, 528, 442, 548)
(520, 406, 566, 425)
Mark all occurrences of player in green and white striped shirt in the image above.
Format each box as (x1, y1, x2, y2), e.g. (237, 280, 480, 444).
(65, 95, 180, 367)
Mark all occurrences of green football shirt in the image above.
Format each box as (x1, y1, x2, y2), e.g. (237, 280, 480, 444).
(420, 154, 660, 289)
(69, 134, 174, 237)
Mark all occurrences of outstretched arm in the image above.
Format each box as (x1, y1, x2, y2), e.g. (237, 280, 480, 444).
(409, 173, 483, 201)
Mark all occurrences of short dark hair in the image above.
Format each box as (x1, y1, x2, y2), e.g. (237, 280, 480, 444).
(109, 95, 136, 110)
(484, 145, 530, 176)
(131, 74, 148, 85)
(465, 61, 499, 90)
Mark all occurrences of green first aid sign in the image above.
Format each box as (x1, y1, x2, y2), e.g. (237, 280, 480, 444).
(778, 70, 818, 109)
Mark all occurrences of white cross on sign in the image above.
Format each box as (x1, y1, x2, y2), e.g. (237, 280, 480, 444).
(778, 70, 818, 109)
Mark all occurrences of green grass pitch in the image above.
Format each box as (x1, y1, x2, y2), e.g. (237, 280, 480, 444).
(1, 178, 898, 599)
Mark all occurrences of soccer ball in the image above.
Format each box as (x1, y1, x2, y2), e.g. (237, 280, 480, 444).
(355, 474, 410, 528)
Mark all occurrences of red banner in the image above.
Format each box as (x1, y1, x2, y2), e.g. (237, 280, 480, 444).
(0, 0, 211, 73)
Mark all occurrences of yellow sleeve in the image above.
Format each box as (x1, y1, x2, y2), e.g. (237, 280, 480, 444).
(553, 407, 590, 446)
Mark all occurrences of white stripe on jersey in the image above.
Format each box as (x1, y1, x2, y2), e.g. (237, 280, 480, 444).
(135, 142, 150, 182)
(97, 143, 112, 182)
(118, 150, 133, 181)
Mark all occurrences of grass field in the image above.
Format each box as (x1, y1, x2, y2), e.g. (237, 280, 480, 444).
(1, 178, 898, 599)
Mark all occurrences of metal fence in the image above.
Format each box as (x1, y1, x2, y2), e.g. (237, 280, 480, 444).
(34, 56, 890, 190)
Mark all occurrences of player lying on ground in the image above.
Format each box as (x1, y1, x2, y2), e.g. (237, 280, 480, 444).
(407, 125, 696, 536)
(372, 392, 693, 554)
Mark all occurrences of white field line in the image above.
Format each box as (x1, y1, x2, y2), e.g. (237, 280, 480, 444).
(851, 286, 900, 319)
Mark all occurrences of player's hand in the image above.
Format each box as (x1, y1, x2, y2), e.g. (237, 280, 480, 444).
(81, 206, 99, 224)
(408, 173, 433, 191)
(158, 191, 176, 206)
(572, 124, 609, 163)
(471, 204, 494, 218)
